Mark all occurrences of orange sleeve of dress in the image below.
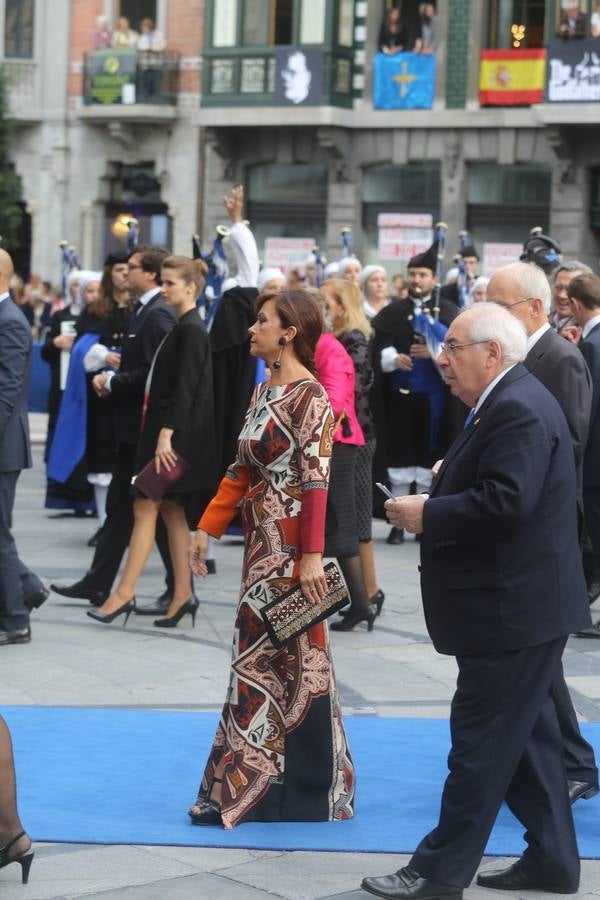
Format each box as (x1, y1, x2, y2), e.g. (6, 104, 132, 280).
(197, 461, 250, 539)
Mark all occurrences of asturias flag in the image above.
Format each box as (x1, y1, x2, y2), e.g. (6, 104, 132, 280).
(373, 52, 436, 110)
(479, 49, 546, 106)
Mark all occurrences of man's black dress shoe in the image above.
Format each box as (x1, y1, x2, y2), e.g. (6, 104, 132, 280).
(24, 587, 49, 612)
(476, 860, 578, 893)
(135, 590, 171, 617)
(50, 581, 107, 606)
(386, 526, 405, 546)
(362, 866, 462, 899)
(574, 621, 600, 638)
(0, 627, 31, 646)
(587, 577, 600, 605)
(568, 778, 599, 804)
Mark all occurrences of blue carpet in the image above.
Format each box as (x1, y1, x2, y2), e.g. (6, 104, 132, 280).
(3, 707, 599, 856)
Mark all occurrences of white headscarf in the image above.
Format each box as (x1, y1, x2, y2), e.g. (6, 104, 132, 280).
(359, 264, 386, 291)
(339, 256, 362, 277)
(75, 270, 102, 309)
(324, 261, 340, 279)
(257, 267, 285, 293)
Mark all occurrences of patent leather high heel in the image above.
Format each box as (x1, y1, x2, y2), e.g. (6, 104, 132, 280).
(330, 603, 377, 632)
(0, 832, 34, 884)
(86, 597, 135, 626)
(154, 595, 199, 628)
(340, 589, 385, 619)
(370, 589, 385, 616)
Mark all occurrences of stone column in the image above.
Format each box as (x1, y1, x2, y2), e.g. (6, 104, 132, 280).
(80, 203, 97, 269)
(439, 131, 467, 252)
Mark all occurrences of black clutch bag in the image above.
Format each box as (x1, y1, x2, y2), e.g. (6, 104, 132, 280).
(260, 562, 349, 648)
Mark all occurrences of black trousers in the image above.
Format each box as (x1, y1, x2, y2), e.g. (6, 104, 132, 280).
(82, 443, 174, 595)
(584, 484, 600, 567)
(0, 470, 44, 631)
(553, 662, 597, 783)
(410, 638, 580, 889)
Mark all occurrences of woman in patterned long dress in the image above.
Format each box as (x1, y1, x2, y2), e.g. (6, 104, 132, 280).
(188, 289, 355, 829)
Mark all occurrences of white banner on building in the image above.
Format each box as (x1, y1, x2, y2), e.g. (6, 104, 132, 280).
(264, 237, 316, 273)
(482, 242, 523, 276)
(377, 213, 432, 261)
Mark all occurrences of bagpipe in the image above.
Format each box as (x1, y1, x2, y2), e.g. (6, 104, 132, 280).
(192, 225, 230, 331)
(431, 221, 447, 321)
(314, 245, 325, 287)
(410, 222, 448, 365)
(59, 241, 81, 299)
(456, 229, 471, 309)
(126, 218, 140, 254)
(340, 226, 352, 258)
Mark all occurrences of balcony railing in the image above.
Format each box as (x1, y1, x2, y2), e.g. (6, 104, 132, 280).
(202, 47, 354, 108)
(82, 49, 180, 106)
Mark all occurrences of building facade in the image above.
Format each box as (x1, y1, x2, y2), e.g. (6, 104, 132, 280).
(3, 0, 599, 281)
(198, 0, 599, 274)
(5, 0, 203, 278)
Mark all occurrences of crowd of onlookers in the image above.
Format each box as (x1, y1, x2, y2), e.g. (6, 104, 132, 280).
(379, 4, 438, 56)
(559, 1, 600, 38)
(9, 274, 63, 341)
(92, 14, 165, 53)
(379, 0, 599, 49)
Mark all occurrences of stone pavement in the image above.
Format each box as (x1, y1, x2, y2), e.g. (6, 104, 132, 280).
(2, 434, 600, 899)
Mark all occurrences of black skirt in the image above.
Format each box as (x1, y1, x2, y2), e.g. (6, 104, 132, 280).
(324, 442, 359, 559)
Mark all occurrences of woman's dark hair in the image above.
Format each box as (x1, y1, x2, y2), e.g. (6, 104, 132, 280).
(162, 255, 208, 293)
(568, 273, 600, 311)
(93, 255, 134, 319)
(256, 288, 323, 377)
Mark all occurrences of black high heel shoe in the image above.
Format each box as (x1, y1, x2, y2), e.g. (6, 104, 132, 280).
(0, 832, 34, 884)
(330, 604, 377, 632)
(86, 597, 135, 626)
(370, 589, 385, 616)
(188, 800, 223, 826)
(340, 589, 385, 619)
(154, 595, 199, 628)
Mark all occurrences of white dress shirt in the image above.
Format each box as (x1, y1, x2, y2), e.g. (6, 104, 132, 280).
(526, 322, 550, 353)
(582, 314, 600, 341)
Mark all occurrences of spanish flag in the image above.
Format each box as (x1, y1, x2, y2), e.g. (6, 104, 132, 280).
(479, 49, 546, 106)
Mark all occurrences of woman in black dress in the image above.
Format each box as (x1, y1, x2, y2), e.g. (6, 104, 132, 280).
(322, 278, 385, 615)
(378, 6, 408, 54)
(87, 256, 217, 628)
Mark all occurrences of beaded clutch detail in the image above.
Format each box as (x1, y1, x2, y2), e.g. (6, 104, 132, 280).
(260, 562, 349, 648)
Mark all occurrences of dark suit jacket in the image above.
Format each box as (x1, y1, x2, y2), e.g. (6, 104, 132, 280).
(421, 364, 590, 656)
(109, 291, 175, 445)
(0, 297, 33, 473)
(524, 326, 592, 500)
(580, 322, 600, 487)
(135, 308, 217, 493)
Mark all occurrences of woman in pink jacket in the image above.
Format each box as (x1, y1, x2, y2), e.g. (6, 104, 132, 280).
(312, 292, 376, 632)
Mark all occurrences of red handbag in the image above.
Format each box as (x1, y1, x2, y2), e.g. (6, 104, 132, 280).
(131, 452, 191, 502)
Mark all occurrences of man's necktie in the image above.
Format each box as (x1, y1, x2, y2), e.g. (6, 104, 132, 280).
(464, 408, 476, 429)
